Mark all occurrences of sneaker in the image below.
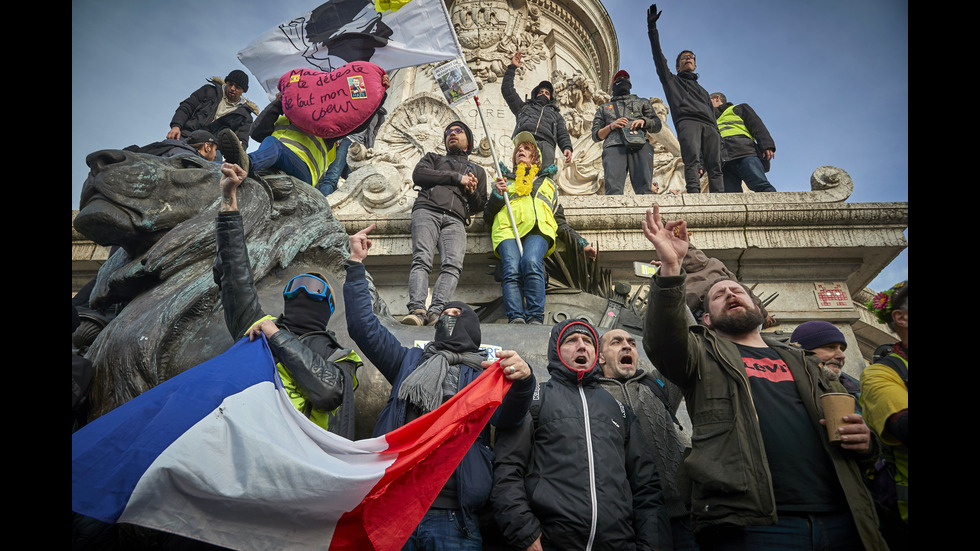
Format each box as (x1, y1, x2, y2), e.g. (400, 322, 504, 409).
(528, 319, 544, 325)
(400, 309, 426, 326)
(217, 128, 249, 174)
(424, 311, 440, 326)
(508, 318, 527, 324)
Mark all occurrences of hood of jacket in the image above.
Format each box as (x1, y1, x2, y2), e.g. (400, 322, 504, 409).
(547, 319, 601, 384)
(444, 120, 475, 155)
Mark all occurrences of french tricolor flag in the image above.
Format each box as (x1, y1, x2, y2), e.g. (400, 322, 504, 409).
(72, 337, 510, 550)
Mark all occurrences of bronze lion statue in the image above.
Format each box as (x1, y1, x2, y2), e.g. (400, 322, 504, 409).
(75, 150, 360, 420)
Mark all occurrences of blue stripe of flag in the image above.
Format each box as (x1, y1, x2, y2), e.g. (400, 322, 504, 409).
(72, 337, 276, 523)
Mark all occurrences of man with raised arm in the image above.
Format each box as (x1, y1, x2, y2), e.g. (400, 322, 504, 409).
(213, 163, 361, 436)
(647, 5, 723, 193)
(344, 224, 534, 549)
(640, 206, 886, 550)
(501, 51, 573, 170)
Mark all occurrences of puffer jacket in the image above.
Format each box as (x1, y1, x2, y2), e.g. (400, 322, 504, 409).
(213, 211, 358, 438)
(492, 319, 669, 551)
(412, 120, 488, 225)
(501, 64, 573, 155)
(643, 271, 887, 551)
(170, 78, 257, 148)
(591, 95, 661, 148)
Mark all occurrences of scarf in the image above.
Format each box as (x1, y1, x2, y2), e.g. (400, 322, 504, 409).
(397, 344, 488, 414)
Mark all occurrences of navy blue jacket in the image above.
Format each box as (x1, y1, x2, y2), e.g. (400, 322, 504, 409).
(343, 260, 535, 532)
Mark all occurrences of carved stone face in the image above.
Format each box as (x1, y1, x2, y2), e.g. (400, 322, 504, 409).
(74, 150, 221, 257)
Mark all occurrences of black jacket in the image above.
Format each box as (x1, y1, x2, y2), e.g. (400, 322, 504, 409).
(213, 211, 358, 438)
(170, 78, 257, 148)
(491, 320, 669, 551)
(501, 64, 573, 156)
(647, 25, 715, 127)
(412, 120, 488, 225)
(714, 102, 776, 170)
(643, 271, 886, 550)
(591, 94, 662, 148)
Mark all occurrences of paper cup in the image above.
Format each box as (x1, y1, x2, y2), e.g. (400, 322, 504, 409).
(820, 393, 856, 443)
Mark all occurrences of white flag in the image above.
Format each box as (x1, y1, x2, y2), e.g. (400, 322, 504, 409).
(239, 0, 464, 96)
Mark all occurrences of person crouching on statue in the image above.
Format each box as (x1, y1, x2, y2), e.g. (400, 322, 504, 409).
(485, 132, 597, 325)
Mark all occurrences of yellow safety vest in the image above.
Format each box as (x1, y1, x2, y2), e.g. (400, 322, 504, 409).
(491, 176, 560, 257)
(271, 116, 336, 185)
(716, 105, 754, 140)
(248, 316, 360, 431)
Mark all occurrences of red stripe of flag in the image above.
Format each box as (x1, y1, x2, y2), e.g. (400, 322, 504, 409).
(329, 361, 511, 550)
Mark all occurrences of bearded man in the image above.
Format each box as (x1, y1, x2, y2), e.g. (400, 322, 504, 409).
(792, 321, 860, 402)
(641, 206, 887, 550)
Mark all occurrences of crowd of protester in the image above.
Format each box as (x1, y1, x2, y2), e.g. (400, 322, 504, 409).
(74, 4, 906, 549)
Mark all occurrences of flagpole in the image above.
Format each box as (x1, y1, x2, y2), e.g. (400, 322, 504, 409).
(473, 95, 523, 255)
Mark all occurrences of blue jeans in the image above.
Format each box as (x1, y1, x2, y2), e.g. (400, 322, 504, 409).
(248, 136, 313, 185)
(317, 137, 350, 196)
(408, 209, 466, 314)
(699, 512, 863, 551)
(498, 233, 549, 322)
(401, 509, 481, 551)
(722, 155, 777, 193)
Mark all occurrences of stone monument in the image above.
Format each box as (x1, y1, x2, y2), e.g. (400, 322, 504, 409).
(72, 0, 907, 428)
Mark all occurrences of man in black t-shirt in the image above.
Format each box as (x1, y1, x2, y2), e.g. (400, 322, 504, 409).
(640, 206, 887, 551)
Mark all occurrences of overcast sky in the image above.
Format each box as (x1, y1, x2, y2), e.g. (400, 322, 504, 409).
(72, 0, 907, 290)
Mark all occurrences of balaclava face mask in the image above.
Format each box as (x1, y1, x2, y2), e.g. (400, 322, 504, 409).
(612, 78, 632, 97)
(280, 290, 333, 335)
(431, 301, 481, 354)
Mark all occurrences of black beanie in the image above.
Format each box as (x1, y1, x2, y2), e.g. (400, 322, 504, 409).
(225, 69, 249, 92)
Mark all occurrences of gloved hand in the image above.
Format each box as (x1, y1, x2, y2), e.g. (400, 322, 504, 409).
(648, 4, 662, 28)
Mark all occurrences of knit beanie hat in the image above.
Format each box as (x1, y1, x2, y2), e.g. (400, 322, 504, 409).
(225, 70, 249, 92)
(790, 321, 847, 351)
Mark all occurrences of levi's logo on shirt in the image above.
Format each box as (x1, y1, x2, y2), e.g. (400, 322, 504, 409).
(743, 356, 794, 383)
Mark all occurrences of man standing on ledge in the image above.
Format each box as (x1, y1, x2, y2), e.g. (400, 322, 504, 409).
(401, 121, 488, 326)
(647, 5, 723, 193)
(641, 205, 887, 550)
(502, 51, 573, 170)
(591, 70, 661, 196)
(710, 92, 777, 193)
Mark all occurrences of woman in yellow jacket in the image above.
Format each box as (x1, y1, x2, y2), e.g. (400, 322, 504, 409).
(484, 132, 596, 324)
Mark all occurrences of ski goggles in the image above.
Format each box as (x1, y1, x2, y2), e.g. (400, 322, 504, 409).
(283, 274, 334, 313)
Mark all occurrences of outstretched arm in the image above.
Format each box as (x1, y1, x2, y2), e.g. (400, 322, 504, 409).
(642, 206, 699, 390)
(219, 162, 247, 212)
(344, 225, 411, 382)
(647, 4, 674, 88)
(486, 350, 536, 429)
(214, 163, 269, 340)
(501, 53, 525, 115)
